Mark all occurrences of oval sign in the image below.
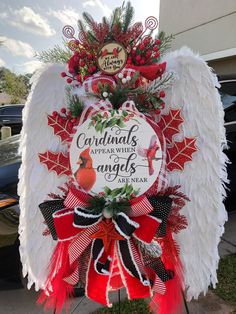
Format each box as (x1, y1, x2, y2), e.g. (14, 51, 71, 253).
(97, 42, 127, 75)
(70, 110, 162, 195)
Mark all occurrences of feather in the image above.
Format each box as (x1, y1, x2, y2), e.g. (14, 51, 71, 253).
(18, 64, 68, 290)
(161, 47, 228, 300)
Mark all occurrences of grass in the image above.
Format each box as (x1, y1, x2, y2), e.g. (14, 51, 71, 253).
(93, 298, 150, 314)
(214, 254, 236, 305)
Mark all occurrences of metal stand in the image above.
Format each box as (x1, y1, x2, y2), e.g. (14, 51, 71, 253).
(182, 291, 190, 314)
(70, 295, 86, 314)
(118, 289, 121, 314)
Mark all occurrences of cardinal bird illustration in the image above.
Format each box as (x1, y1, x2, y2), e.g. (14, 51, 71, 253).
(74, 147, 96, 191)
(137, 135, 161, 175)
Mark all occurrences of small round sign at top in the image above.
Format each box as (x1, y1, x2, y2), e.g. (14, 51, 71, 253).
(97, 42, 127, 75)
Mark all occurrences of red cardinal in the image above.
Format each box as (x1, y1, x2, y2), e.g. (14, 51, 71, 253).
(137, 135, 161, 175)
(74, 147, 96, 192)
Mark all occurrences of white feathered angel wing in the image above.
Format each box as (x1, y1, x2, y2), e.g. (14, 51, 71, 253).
(18, 64, 68, 290)
(162, 47, 228, 300)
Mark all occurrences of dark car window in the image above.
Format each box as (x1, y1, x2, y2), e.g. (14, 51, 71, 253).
(1, 106, 23, 116)
(219, 80, 236, 123)
(0, 108, 5, 115)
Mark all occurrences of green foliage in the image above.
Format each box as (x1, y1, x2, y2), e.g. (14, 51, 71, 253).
(78, 1, 134, 43)
(214, 254, 236, 305)
(88, 110, 130, 133)
(122, 1, 134, 32)
(0, 68, 31, 103)
(66, 88, 84, 117)
(156, 31, 174, 55)
(86, 184, 139, 217)
(37, 45, 72, 64)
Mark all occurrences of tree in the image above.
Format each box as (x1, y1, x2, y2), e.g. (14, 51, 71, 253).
(0, 67, 31, 103)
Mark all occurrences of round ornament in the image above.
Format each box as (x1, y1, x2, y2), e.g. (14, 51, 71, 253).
(97, 42, 127, 75)
(70, 110, 163, 195)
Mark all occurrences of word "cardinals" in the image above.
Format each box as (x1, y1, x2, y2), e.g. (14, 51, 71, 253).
(76, 125, 139, 149)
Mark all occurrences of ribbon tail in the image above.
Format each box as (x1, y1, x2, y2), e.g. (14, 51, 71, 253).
(117, 240, 152, 299)
(86, 239, 114, 307)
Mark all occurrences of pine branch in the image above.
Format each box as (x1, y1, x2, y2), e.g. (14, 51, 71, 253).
(122, 1, 134, 32)
(82, 12, 96, 30)
(78, 20, 87, 34)
(36, 45, 72, 64)
(156, 31, 174, 55)
(146, 71, 176, 94)
(66, 88, 84, 117)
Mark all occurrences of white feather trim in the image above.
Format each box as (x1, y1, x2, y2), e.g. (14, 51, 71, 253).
(162, 47, 228, 300)
(18, 64, 68, 290)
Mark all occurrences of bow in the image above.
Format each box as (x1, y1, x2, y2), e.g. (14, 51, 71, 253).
(39, 186, 173, 306)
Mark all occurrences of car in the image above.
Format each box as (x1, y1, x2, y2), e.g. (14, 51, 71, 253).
(0, 135, 22, 290)
(0, 135, 84, 295)
(0, 104, 24, 136)
(218, 75, 236, 212)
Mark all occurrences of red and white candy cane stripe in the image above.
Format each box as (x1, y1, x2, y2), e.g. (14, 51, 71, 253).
(152, 274, 166, 295)
(64, 186, 90, 208)
(63, 267, 79, 285)
(129, 195, 153, 217)
(83, 75, 116, 94)
(68, 224, 99, 265)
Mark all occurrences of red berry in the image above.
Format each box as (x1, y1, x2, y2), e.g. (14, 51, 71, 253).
(80, 60, 85, 67)
(67, 111, 72, 117)
(160, 102, 165, 109)
(159, 90, 165, 98)
(67, 78, 72, 84)
(71, 118, 77, 123)
(61, 72, 67, 77)
(139, 44, 145, 50)
(140, 58, 145, 65)
(146, 50, 152, 58)
(88, 67, 93, 74)
(154, 51, 160, 58)
(81, 51, 86, 58)
(153, 46, 159, 52)
(52, 111, 58, 117)
(87, 53, 93, 60)
(127, 57, 132, 64)
(61, 107, 66, 114)
(155, 39, 161, 45)
(68, 122, 73, 128)
(135, 55, 141, 61)
(92, 65, 97, 71)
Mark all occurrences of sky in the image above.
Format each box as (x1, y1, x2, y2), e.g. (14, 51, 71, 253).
(0, 0, 160, 74)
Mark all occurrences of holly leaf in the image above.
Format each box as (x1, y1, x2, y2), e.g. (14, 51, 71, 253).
(38, 151, 71, 177)
(48, 114, 73, 144)
(167, 137, 197, 171)
(157, 109, 184, 144)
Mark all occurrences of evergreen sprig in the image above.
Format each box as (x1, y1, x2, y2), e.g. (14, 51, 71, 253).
(66, 88, 84, 117)
(36, 45, 72, 64)
(156, 31, 174, 55)
(85, 184, 139, 217)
